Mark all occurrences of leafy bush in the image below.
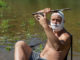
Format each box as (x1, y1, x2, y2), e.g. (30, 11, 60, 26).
(0, 0, 7, 8)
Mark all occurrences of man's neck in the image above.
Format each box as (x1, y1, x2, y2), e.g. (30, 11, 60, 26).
(53, 28, 65, 37)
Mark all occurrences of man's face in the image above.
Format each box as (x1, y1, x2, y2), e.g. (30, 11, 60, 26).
(50, 13, 64, 31)
(51, 15, 62, 25)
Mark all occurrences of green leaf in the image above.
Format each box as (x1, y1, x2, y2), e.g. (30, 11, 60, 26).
(5, 46, 12, 51)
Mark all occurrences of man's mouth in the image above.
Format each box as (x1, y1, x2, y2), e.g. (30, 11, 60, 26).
(54, 24, 59, 27)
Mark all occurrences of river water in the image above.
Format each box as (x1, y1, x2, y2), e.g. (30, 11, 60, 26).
(0, 0, 80, 60)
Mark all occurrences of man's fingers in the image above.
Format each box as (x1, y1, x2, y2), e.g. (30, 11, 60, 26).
(33, 14, 44, 21)
(33, 12, 46, 21)
(34, 14, 42, 21)
(34, 15, 39, 20)
(37, 8, 51, 13)
(38, 8, 45, 12)
(43, 13, 47, 18)
(44, 8, 51, 13)
(38, 13, 44, 18)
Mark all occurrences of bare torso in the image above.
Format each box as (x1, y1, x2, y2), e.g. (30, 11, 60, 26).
(40, 32, 71, 60)
(33, 8, 71, 60)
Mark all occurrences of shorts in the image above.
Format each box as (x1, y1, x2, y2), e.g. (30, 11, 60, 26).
(29, 51, 47, 60)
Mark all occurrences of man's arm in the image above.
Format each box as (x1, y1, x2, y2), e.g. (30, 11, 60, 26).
(43, 25, 71, 51)
(34, 8, 71, 51)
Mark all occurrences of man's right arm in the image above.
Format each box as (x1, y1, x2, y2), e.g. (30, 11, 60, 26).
(34, 8, 71, 51)
(43, 26, 71, 51)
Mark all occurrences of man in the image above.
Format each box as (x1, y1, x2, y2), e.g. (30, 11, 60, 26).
(14, 8, 72, 60)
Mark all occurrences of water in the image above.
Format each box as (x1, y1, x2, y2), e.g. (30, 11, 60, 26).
(0, 0, 80, 60)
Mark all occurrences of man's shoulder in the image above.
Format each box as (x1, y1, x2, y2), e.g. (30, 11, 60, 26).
(63, 32, 71, 37)
(62, 29, 72, 38)
(61, 31, 72, 42)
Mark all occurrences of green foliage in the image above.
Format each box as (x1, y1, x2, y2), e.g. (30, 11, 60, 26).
(0, 19, 10, 33)
(1, 19, 9, 28)
(5, 46, 12, 51)
(6, 43, 13, 51)
(0, 0, 7, 8)
(28, 18, 35, 26)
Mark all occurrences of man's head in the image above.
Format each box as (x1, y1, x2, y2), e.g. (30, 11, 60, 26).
(50, 11, 65, 32)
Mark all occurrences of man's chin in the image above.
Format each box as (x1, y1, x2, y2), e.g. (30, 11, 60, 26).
(53, 30, 59, 32)
(52, 28, 62, 32)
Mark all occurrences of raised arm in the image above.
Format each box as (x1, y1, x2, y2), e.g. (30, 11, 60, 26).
(43, 25, 71, 51)
(34, 8, 71, 51)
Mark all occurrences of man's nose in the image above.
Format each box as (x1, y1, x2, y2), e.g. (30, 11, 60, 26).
(54, 20, 57, 24)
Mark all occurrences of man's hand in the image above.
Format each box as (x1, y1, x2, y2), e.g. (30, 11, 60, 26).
(38, 8, 51, 14)
(34, 8, 51, 28)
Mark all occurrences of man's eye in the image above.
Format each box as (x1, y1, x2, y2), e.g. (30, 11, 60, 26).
(52, 19, 55, 21)
(57, 19, 61, 22)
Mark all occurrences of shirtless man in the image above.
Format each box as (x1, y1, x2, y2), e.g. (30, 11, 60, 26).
(14, 8, 72, 60)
